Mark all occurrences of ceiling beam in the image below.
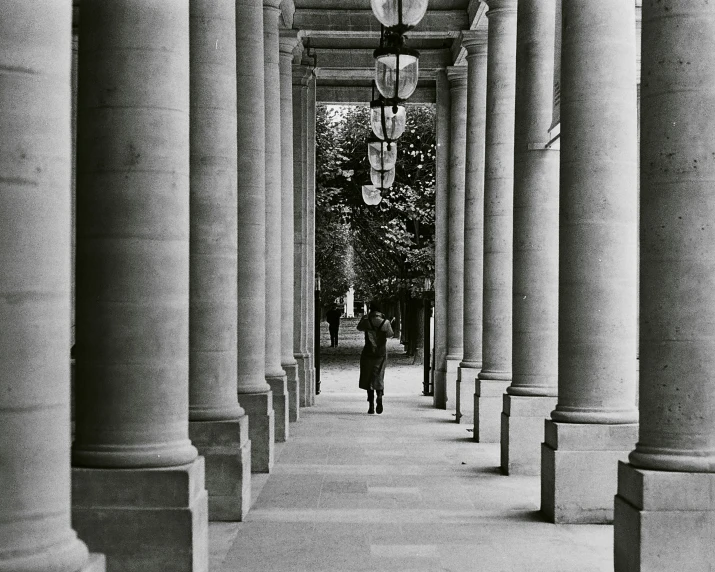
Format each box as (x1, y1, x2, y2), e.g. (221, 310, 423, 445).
(312, 48, 452, 70)
(315, 67, 438, 82)
(294, 9, 469, 34)
(316, 85, 435, 104)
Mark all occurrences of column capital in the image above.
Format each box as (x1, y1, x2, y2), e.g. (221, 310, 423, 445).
(462, 29, 488, 55)
(279, 28, 300, 56)
(484, 0, 517, 16)
(446, 65, 468, 87)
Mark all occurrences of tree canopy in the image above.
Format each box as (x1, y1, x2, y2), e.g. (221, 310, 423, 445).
(315, 104, 436, 304)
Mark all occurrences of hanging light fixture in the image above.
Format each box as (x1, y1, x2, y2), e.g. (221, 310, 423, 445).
(362, 185, 383, 206)
(370, 0, 429, 34)
(370, 83, 406, 141)
(374, 44, 420, 101)
(370, 167, 395, 189)
(367, 137, 398, 172)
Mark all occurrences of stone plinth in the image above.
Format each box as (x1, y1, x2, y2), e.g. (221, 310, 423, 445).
(501, 395, 556, 475)
(456, 366, 478, 424)
(189, 418, 251, 521)
(240, 392, 276, 473)
(473, 378, 510, 443)
(445, 357, 460, 413)
(541, 421, 637, 523)
(73, 458, 208, 572)
(614, 462, 715, 572)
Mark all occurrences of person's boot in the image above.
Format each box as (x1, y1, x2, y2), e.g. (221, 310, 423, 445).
(376, 391, 383, 414)
(367, 390, 375, 414)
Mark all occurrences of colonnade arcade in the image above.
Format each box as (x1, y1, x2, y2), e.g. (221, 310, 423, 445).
(1, 1, 713, 571)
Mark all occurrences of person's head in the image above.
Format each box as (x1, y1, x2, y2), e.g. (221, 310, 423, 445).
(369, 301, 382, 313)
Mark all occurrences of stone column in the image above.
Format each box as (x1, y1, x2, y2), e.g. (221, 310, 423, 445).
(72, 1, 209, 569)
(500, 0, 559, 475)
(306, 73, 318, 403)
(541, 0, 638, 524)
(615, 3, 715, 569)
(279, 29, 300, 424)
(188, 0, 251, 521)
(474, 0, 517, 442)
(235, 0, 275, 474)
(0, 3, 103, 571)
(432, 68, 451, 410)
(457, 31, 488, 426)
(293, 59, 316, 407)
(445, 66, 467, 412)
(263, 0, 289, 442)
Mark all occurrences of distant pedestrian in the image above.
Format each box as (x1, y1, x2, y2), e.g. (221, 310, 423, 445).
(357, 301, 394, 414)
(326, 304, 343, 347)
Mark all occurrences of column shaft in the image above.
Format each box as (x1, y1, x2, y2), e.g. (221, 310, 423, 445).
(0, 2, 96, 571)
(306, 74, 318, 403)
(458, 31, 488, 428)
(432, 68, 451, 410)
(263, 0, 289, 442)
(189, 0, 243, 422)
(188, 0, 251, 521)
(445, 66, 467, 411)
(293, 62, 316, 407)
(279, 30, 300, 424)
(74, 0, 197, 471)
(73, 0, 208, 567)
(236, 0, 275, 474)
(541, 0, 638, 524)
(501, 0, 559, 474)
(478, 0, 517, 386)
(615, 4, 715, 569)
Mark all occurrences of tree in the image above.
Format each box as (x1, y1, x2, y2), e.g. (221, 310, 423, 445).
(315, 103, 436, 360)
(315, 104, 435, 301)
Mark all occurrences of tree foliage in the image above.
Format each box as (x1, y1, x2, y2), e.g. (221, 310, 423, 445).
(315, 104, 436, 303)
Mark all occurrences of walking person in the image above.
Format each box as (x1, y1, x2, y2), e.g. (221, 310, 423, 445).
(357, 301, 394, 414)
(326, 304, 343, 347)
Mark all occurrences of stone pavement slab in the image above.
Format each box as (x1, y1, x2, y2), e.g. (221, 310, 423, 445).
(212, 323, 612, 571)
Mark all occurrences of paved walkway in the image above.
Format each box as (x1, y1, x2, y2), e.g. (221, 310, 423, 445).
(211, 320, 612, 571)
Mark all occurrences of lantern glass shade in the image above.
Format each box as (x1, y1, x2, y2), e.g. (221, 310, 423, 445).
(368, 140, 397, 171)
(371, 167, 395, 189)
(370, 101, 406, 141)
(370, 0, 429, 28)
(374, 49, 419, 100)
(362, 185, 383, 206)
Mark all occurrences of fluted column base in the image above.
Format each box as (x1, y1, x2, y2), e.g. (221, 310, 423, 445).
(456, 365, 479, 424)
(445, 357, 461, 413)
(73, 458, 208, 572)
(189, 417, 251, 521)
(500, 395, 557, 475)
(240, 392, 275, 473)
(614, 462, 715, 572)
(283, 361, 300, 423)
(266, 374, 289, 442)
(473, 378, 510, 442)
(540, 420, 637, 523)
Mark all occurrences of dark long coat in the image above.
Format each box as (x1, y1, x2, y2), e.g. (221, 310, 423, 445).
(357, 311, 394, 391)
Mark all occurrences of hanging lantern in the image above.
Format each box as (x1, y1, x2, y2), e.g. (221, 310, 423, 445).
(362, 185, 383, 206)
(370, 98, 406, 141)
(367, 138, 397, 172)
(370, 167, 395, 189)
(374, 46, 419, 101)
(371, 0, 429, 32)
